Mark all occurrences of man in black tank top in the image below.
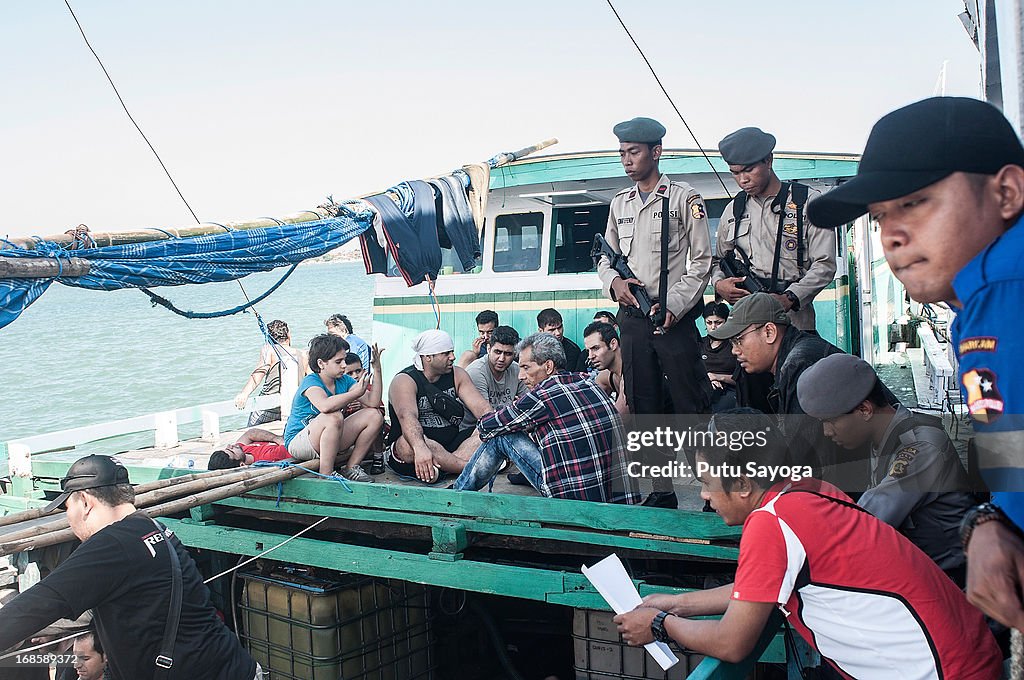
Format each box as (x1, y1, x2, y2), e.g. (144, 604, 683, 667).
(387, 330, 492, 482)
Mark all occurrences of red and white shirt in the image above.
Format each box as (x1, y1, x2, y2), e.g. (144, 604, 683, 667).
(733, 479, 1000, 679)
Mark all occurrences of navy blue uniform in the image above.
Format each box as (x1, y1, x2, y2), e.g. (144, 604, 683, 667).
(952, 217, 1024, 527)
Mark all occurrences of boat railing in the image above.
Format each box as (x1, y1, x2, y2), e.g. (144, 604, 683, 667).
(2, 393, 283, 480)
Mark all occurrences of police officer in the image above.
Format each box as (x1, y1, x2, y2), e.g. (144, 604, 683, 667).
(797, 354, 974, 583)
(712, 127, 837, 332)
(597, 117, 713, 508)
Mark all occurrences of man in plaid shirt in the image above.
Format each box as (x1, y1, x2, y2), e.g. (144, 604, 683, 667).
(452, 332, 640, 503)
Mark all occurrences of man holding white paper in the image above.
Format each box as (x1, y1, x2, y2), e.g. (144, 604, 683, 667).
(613, 410, 1000, 678)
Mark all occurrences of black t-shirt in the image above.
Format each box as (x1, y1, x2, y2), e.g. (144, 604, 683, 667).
(0, 511, 255, 680)
(560, 337, 582, 372)
(701, 336, 738, 377)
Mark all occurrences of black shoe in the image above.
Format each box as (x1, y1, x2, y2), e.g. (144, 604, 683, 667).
(641, 492, 678, 509)
(507, 472, 529, 486)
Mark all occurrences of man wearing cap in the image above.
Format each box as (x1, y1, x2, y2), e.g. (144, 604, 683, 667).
(713, 127, 837, 332)
(798, 354, 974, 581)
(708, 292, 845, 474)
(808, 96, 1024, 630)
(0, 455, 259, 679)
(386, 329, 492, 483)
(597, 116, 713, 508)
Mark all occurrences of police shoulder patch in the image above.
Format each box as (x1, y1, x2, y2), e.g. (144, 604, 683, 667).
(889, 447, 918, 478)
(690, 202, 706, 220)
(962, 368, 1004, 424)
(783, 223, 798, 236)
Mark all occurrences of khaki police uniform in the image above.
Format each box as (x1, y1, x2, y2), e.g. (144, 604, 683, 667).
(859, 406, 974, 577)
(711, 185, 837, 331)
(597, 174, 712, 415)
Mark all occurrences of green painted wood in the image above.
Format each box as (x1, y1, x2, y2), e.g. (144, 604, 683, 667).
(210, 495, 740, 561)
(490, 154, 859, 191)
(688, 612, 785, 679)
(222, 476, 742, 541)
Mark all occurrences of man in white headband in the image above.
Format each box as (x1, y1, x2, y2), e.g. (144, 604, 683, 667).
(386, 329, 492, 482)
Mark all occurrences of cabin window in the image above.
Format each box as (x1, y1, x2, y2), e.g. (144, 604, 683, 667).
(552, 206, 609, 274)
(493, 212, 543, 272)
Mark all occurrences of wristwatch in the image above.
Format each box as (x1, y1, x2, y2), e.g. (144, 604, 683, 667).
(650, 610, 673, 644)
(783, 290, 800, 310)
(960, 502, 1022, 550)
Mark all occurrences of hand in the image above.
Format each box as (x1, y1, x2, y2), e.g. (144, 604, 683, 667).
(714, 277, 750, 304)
(348, 374, 370, 398)
(471, 336, 486, 354)
(614, 607, 659, 646)
(413, 444, 437, 482)
(649, 304, 676, 335)
(610, 276, 643, 309)
(234, 393, 247, 409)
(371, 343, 385, 367)
(966, 520, 1024, 629)
(711, 379, 724, 390)
(641, 593, 683, 614)
(771, 292, 794, 312)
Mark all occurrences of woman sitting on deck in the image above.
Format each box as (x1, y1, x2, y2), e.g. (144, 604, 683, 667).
(234, 319, 308, 426)
(282, 334, 383, 482)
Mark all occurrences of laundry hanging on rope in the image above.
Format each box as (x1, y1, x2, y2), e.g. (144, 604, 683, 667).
(358, 174, 481, 285)
(0, 205, 374, 330)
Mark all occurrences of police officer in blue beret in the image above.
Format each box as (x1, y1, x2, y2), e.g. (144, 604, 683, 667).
(596, 117, 714, 508)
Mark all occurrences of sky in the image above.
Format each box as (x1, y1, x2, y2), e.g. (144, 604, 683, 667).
(1, 0, 981, 240)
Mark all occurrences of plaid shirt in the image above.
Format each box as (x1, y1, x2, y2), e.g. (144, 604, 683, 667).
(477, 372, 639, 503)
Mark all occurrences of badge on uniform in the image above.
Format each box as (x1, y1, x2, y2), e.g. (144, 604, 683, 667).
(787, 201, 798, 211)
(889, 447, 918, 478)
(783, 224, 798, 236)
(959, 337, 998, 355)
(628, 190, 636, 199)
(690, 202, 706, 220)
(962, 368, 1004, 424)
(784, 237, 798, 251)
(657, 184, 668, 195)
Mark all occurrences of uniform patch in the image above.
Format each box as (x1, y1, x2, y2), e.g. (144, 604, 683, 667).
(690, 202, 706, 220)
(686, 194, 702, 204)
(962, 368, 1004, 424)
(628, 190, 636, 199)
(657, 184, 668, 195)
(783, 224, 798, 236)
(786, 211, 797, 219)
(784, 237, 798, 251)
(889, 447, 918, 479)
(959, 337, 998, 355)
(787, 201, 798, 210)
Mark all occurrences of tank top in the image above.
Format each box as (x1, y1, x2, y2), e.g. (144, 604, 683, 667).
(387, 366, 466, 445)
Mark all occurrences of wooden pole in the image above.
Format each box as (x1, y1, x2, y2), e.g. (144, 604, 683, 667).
(0, 461, 321, 557)
(0, 465, 283, 543)
(0, 466, 249, 529)
(0, 257, 90, 278)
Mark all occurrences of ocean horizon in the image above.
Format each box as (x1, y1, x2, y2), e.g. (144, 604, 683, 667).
(0, 260, 374, 448)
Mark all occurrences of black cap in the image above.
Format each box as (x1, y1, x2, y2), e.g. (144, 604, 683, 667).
(719, 127, 776, 166)
(613, 117, 666, 144)
(43, 455, 131, 514)
(796, 354, 879, 420)
(808, 96, 1024, 228)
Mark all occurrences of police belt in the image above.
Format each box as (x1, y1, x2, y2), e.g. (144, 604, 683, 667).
(620, 298, 705, 322)
(750, 275, 799, 295)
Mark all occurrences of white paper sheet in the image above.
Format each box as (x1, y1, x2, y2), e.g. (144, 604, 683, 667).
(581, 553, 679, 670)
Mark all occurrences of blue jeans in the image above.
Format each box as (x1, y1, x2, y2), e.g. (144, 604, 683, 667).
(453, 433, 545, 493)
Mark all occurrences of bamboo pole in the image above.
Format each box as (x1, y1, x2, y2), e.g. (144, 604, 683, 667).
(0, 466, 249, 529)
(1, 137, 560, 254)
(0, 465, 283, 543)
(0, 257, 90, 278)
(0, 461, 320, 557)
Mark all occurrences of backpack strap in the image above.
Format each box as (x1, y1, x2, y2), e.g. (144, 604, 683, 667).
(790, 182, 810, 272)
(731, 190, 748, 242)
(151, 518, 182, 678)
(769, 182, 791, 289)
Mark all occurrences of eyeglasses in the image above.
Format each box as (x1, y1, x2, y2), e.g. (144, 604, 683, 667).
(729, 324, 766, 348)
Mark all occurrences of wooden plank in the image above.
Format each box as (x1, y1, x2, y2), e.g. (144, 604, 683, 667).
(212, 496, 739, 561)
(230, 477, 741, 542)
(0, 256, 90, 278)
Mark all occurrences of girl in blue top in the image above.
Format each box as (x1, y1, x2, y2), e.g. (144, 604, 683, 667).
(283, 334, 384, 481)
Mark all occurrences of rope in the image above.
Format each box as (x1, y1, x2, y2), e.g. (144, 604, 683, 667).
(427, 280, 441, 329)
(140, 264, 298, 319)
(63, 0, 201, 224)
(603, 0, 731, 195)
(202, 515, 333, 584)
(251, 460, 354, 492)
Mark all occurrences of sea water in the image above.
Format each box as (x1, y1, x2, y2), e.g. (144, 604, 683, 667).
(0, 261, 374, 448)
